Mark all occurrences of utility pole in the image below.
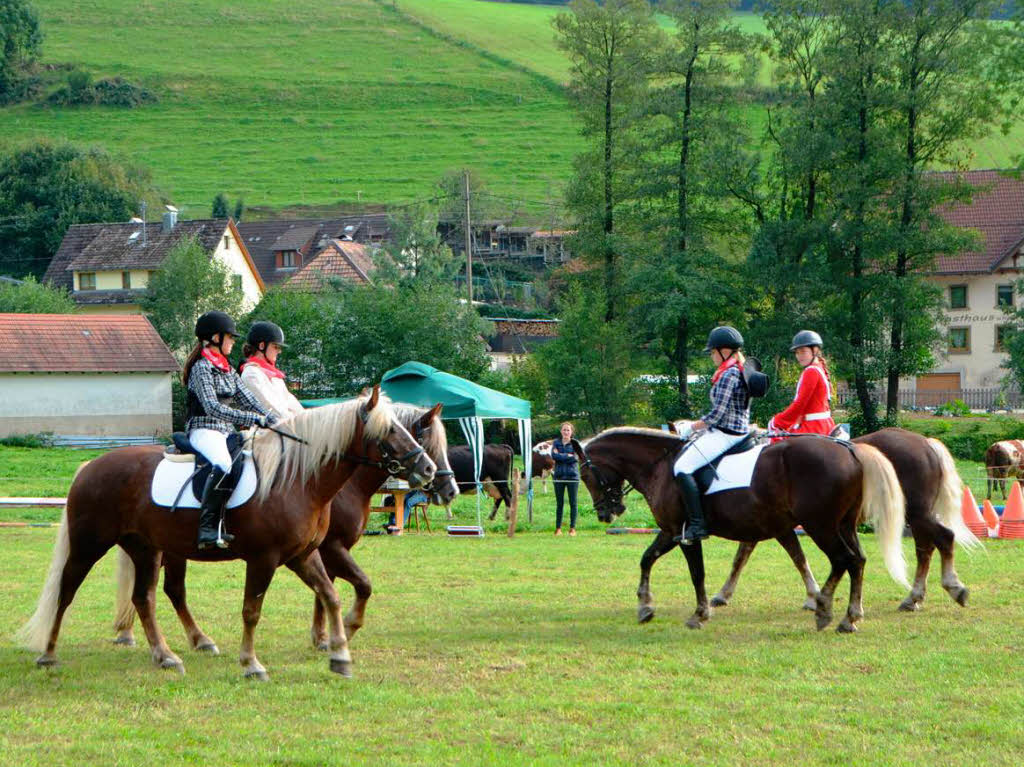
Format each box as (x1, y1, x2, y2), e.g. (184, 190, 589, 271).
(464, 170, 473, 304)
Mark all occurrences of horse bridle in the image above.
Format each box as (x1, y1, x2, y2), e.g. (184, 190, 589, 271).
(412, 422, 455, 494)
(576, 442, 635, 516)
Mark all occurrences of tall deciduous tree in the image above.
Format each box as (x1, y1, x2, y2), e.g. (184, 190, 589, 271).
(627, 0, 752, 416)
(553, 0, 659, 321)
(536, 283, 636, 431)
(141, 236, 245, 356)
(0, 141, 154, 279)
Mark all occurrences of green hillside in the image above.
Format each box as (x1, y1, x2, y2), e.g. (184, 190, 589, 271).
(0, 0, 581, 213)
(0, 0, 1018, 215)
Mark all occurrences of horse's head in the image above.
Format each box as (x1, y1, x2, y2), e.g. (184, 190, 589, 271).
(412, 403, 459, 505)
(359, 386, 437, 489)
(573, 438, 627, 522)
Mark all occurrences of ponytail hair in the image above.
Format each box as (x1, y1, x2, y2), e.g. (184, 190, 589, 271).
(237, 342, 258, 373)
(812, 349, 832, 394)
(182, 343, 203, 386)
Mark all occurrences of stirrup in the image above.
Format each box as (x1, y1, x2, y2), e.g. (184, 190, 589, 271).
(215, 518, 234, 549)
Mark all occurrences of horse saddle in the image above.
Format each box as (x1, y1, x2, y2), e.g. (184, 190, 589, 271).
(151, 432, 259, 510)
(692, 432, 766, 496)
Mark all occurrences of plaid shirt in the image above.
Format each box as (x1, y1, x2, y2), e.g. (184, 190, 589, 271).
(186, 357, 277, 435)
(702, 365, 750, 435)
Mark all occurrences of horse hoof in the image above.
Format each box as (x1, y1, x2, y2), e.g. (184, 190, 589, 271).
(802, 598, 817, 611)
(637, 605, 655, 624)
(244, 669, 270, 682)
(710, 595, 728, 608)
(112, 636, 136, 647)
(160, 659, 185, 675)
(953, 587, 969, 607)
(836, 620, 858, 634)
(316, 641, 329, 652)
(815, 614, 833, 631)
(195, 641, 219, 655)
(35, 654, 58, 668)
(898, 598, 921, 612)
(685, 616, 704, 630)
(330, 658, 353, 678)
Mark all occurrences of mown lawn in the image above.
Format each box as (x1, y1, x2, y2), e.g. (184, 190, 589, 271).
(0, 445, 1021, 765)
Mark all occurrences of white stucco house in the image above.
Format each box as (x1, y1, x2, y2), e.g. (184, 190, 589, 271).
(43, 212, 264, 313)
(916, 170, 1024, 399)
(0, 313, 179, 438)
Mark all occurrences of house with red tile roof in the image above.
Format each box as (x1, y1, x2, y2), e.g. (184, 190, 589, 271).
(918, 170, 1024, 394)
(0, 313, 178, 437)
(284, 240, 375, 291)
(44, 212, 264, 314)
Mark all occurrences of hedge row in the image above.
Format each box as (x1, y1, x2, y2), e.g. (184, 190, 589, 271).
(900, 415, 1024, 462)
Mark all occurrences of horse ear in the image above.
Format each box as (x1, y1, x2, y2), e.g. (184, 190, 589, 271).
(367, 384, 380, 411)
(428, 402, 443, 420)
(571, 438, 584, 456)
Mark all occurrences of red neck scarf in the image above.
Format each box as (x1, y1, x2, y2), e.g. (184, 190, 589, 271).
(711, 355, 742, 384)
(242, 355, 285, 380)
(201, 347, 230, 373)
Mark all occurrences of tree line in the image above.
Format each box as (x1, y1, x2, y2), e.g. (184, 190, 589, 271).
(551, 0, 1024, 432)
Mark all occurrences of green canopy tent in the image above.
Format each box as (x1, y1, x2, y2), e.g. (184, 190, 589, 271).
(380, 361, 533, 529)
(299, 362, 534, 530)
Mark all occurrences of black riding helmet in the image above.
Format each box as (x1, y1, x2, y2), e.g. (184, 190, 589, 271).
(247, 320, 286, 349)
(704, 325, 744, 352)
(790, 329, 823, 351)
(195, 310, 239, 341)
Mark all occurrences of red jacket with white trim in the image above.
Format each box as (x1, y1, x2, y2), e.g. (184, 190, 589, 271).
(769, 362, 835, 436)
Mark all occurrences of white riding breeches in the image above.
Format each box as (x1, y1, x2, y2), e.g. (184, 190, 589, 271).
(674, 429, 749, 475)
(189, 429, 233, 473)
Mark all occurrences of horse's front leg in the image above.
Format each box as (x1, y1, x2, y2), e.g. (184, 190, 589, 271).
(636, 530, 677, 624)
(286, 550, 352, 677)
(679, 541, 711, 629)
(775, 530, 820, 610)
(711, 541, 757, 608)
(162, 554, 219, 654)
(240, 557, 277, 680)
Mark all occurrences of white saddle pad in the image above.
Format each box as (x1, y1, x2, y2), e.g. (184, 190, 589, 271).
(706, 445, 766, 495)
(150, 451, 258, 509)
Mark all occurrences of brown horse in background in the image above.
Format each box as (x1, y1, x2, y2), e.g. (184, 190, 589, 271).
(984, 439, 1024, 499)
(574, 429, 908, 633)
(18, 388, 436, 680)
(712, 428, 978, 613)
(111, 403, 459, 653)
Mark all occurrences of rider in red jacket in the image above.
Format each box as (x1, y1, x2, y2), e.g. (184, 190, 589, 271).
(768, 330, 836, 440)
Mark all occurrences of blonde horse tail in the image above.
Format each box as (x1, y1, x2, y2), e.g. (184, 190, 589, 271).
(927, 437, 982, 550)
(16, 461, 91, 652)
(853, 444, 910, 589)
(113, 546, 137, 635)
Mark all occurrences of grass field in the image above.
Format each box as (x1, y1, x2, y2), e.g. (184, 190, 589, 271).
(0, 0, 1018, 215)
(1, 446, 1022, 765)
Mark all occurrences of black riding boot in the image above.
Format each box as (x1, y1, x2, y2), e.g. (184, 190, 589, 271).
(673, 471, 708, 545)
(197, 467, 234, 550)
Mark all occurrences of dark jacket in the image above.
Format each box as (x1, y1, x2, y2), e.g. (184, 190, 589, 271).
(551, 438, 580, 481)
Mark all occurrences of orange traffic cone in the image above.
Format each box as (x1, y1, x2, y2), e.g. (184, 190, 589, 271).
(981, 499, 1001, 538)
(999, 481, 1024, 539)
(961, 486, 988, 538)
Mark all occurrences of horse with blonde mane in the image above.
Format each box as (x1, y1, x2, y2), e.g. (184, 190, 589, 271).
(110, 403, 459, 654)
(18, 387, 436, 680)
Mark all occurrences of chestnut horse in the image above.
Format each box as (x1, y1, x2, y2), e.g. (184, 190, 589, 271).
(574, 428, 908, 633)
(110, 403, 459, 653)
(712, 428, 978, 613)
(18, 388, 436, 679)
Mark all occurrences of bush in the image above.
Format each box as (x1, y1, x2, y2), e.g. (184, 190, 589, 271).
(934, 399, 970, 417)
(0, 432, 54, 447)
(48, 74, 156, 107)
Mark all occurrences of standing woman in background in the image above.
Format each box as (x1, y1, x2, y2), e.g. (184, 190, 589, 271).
(552, 422, 580, 536)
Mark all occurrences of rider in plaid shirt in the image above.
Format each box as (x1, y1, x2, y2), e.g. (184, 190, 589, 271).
(183, 311, 278, 550)
(673, 326, 752, 544)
